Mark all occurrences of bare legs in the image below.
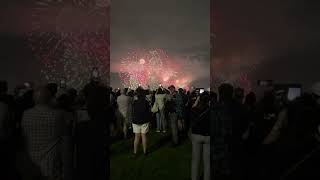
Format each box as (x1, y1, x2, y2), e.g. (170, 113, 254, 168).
(141, 133, 147, 154)
(123, 122, 127, 139)
(134, 133, 141, 154)
(133, 133, 147, 154)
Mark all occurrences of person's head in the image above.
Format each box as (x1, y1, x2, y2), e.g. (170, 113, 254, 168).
(218, 83, 234, 103)
(136, 87, 145, 98)
(34, 86, 53, 105)
(178, 88, 184, 94)
(67, 88, 78, 103)
(234, 87, 245, 103)
(127, 90, 134, 97)
(0, 80, 8, 94)
(46, 83, 58, 97)
(157, 88, 164, 94)
(200, 91, 210, 104)
(145, 89, 150, 95)
(68, 88, 78, 97)
(245, 92, 256, 106)
(57, 93, 69, 109)
(120, 88, 127, 95)
(210, 91, 218, 103)
(168, 85, 175, 93)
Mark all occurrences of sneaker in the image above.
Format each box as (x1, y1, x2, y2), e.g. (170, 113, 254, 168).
(156, 130, 160, 133)
(163, 130, 167, 133)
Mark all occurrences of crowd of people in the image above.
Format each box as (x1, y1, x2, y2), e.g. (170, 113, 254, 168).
(211, 83, 320, 180)
(109, 85, 211, 180)
(1, 76, 320, 180)
(108, 81, 320, 180)
(0, 78, 110, 180)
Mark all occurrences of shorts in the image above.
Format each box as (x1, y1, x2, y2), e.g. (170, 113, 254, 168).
(132, 123, 149, 134)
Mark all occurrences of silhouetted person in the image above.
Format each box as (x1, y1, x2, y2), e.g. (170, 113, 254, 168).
(176, 88, 187, 132)
(154, 87, 166, 133)
(190, 91, 210, 180)
(21, 86, 66, 180)
(78, 79, 108, 180)
(211, 83, 248, 180)
(0, 80, 16, 179)
(234, 87, 245, 104)
(269, 84, 320, 179)
(0, 80, 11, 139)
(167, 85, 179, 145)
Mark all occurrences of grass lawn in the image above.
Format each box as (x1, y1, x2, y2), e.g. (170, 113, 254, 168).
(110, 130, 192, 180)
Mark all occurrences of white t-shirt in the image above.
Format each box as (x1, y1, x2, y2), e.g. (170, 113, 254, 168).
(117, 95, 130, 118)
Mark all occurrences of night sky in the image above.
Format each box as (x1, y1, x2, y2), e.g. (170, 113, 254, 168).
(213, 0, 320, 91)
(110, 0, 210, 88)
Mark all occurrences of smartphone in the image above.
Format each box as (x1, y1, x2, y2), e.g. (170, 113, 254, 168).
(199, 88, 205, 94)
(287, 87, 301, 101)
(258, 80, 273, 87)
(24, 82, 31, 88)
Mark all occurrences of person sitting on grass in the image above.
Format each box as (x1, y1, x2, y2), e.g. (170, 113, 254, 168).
(132, 87, 151, 156)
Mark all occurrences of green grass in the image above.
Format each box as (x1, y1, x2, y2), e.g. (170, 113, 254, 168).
(110, 131, 192, 180)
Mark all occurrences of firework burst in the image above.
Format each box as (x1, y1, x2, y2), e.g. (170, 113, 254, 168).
(28, 0, 110, 89)
(118, 49, 188, 90)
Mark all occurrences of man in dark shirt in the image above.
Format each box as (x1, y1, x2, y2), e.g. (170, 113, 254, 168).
(211, 83, 248, 180)
(77, 79, 108, 180)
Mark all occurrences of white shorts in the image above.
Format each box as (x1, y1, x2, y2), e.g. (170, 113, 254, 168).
(132, 123, 149, 134)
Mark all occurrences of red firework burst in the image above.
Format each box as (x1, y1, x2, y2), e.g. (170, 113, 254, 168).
(118, 49, 189, 90)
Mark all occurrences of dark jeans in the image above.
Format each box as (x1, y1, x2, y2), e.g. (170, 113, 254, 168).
(76, 109, 108, 180)
(169, 112, 178, 144)
(61, 136, 74, 180)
